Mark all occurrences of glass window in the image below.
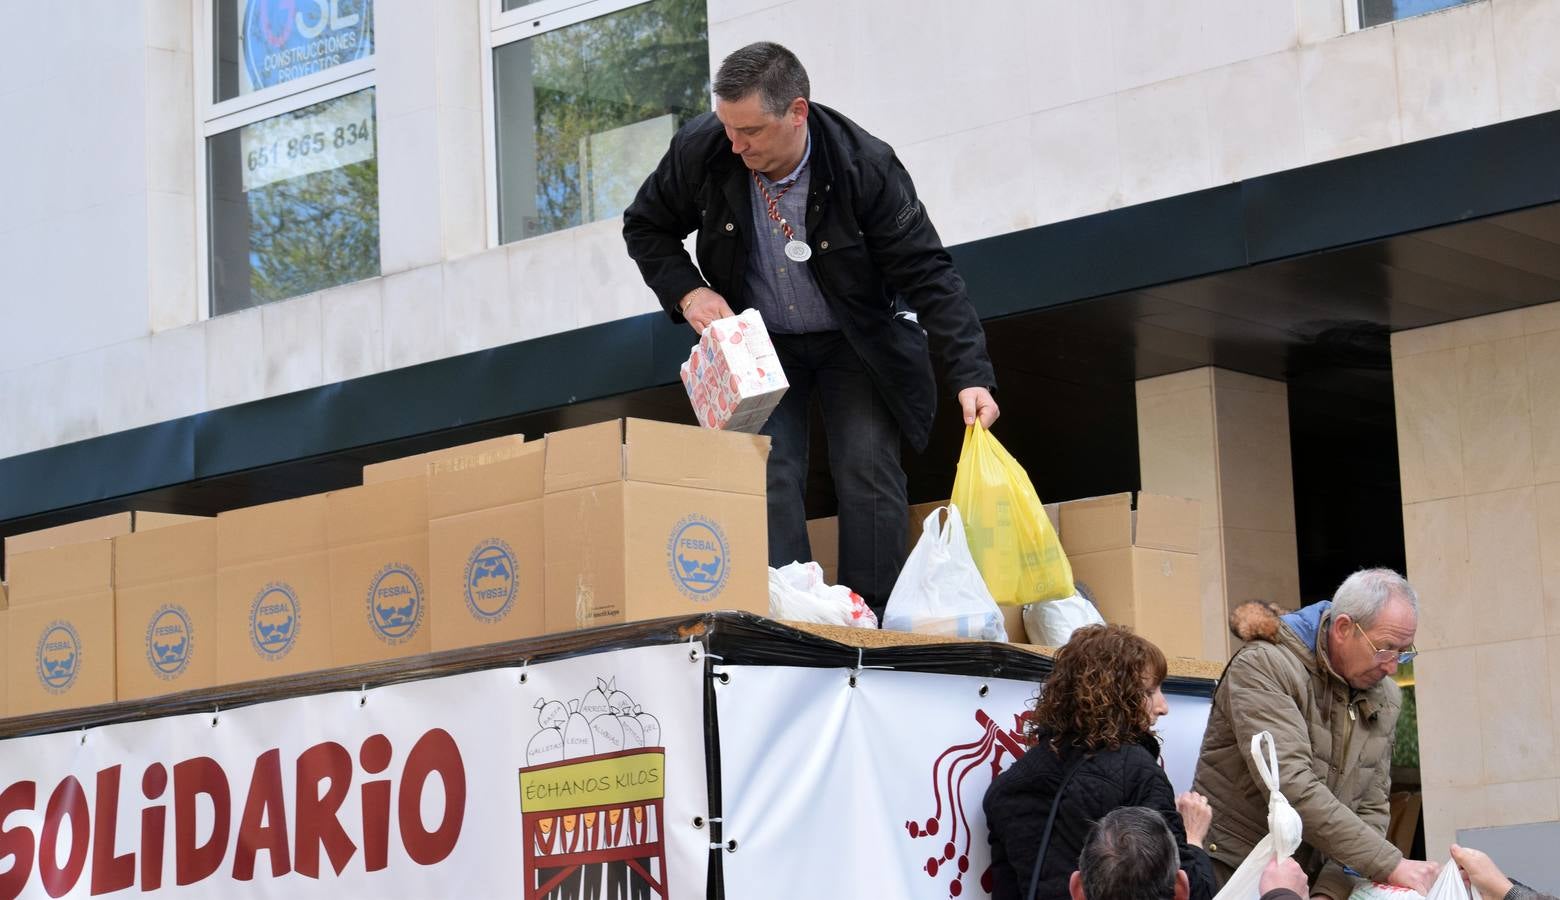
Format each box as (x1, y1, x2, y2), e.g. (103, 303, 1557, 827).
(207, 88, 380, 314)
(203, 0, 379, 316)
(214, 0, 375, 102)
(1358, 0, 1473, 27)
(491, 0, 710, 243)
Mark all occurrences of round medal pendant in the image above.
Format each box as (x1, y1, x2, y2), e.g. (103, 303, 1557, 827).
(784, 240, 813, 262)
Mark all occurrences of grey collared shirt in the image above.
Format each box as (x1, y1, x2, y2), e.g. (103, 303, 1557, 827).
(743, 143, 838, 335)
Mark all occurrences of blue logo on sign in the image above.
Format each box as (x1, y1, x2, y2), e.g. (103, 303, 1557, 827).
(36, 621, 82, 693)
(368, 563, 424, 644)
(667, 514, 729, 601)
(464, 539, 517, 622)
(250, 583, 301, 660)
(145, 604, 194, 679)
(242, 0, 374, 93)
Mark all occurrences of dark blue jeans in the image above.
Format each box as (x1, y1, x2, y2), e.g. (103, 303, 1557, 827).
(762, 331, 908, 613)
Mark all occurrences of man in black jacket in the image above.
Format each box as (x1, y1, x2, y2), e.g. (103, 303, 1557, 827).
(622, 42, 999, 612)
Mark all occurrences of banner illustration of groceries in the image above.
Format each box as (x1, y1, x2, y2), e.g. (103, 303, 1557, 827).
(680, 308, 789, 433)
(519, 748, 669, 900)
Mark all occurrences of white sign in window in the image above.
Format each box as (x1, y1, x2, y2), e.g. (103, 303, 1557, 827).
(240, 88, 376, 191)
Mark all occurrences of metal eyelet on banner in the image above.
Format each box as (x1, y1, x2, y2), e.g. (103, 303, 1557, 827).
(693, 816, 721, 829)
(709, 839, 738, 852)
(518, 658, 531, 685)
(79, 727, 87, 746)
(716, 671, 731, 685)
(979, 684, 990, 697)
(359, 684, 368, 708)
(210, 705, 220, 728)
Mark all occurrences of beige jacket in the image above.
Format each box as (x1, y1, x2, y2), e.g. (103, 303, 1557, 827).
(1192, 602, 1403, 900)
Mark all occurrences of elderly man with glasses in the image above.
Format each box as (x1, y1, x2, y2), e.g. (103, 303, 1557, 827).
(1191, 569, 1440, 900)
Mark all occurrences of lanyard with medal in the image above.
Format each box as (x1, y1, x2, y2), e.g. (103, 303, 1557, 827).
(753, 167, 813, 262)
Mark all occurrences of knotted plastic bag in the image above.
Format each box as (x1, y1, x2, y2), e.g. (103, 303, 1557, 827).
(949, 423, 1073, 605)
(1212, 731, 1303, 900)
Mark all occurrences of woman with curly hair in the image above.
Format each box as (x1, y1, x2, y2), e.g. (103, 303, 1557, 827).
(983, 624, 1218, 900)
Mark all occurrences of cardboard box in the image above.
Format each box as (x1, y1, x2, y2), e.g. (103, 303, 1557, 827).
(216, 495, 334, 684)
(114, 519, 217, 701)
(1058, 492, 1203, 659)
(363, 434, 528, 485)
(429, 442, 546, 651)
(5, 511, 204, 562)
(544, 419, 769, 631)
(679, 309, 789, 434)
(6, 541, 116, 715)
(329, 477, 431, 666)
(0, 607, 7, 716)
(805, 517, 838, 584)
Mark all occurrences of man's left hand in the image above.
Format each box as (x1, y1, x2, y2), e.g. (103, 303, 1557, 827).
(958, 387, 999, 428)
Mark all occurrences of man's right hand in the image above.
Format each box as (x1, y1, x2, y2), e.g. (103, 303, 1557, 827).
(1387, 859, 1441, 895)
(1260, 857, 1308, 898)
(680, 287, 735, 335)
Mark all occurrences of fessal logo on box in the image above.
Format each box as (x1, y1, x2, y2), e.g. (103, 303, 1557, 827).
(35, 621, 82, 693)
(667, 513, 729, 601)
(367, 563, 425, 645)
(250, 582, 301, 660)
(464, 538, 518, 622)
(145, 604, 194, 680)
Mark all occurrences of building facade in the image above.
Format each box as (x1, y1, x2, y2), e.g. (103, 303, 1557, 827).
(4, 0, 1560, 863)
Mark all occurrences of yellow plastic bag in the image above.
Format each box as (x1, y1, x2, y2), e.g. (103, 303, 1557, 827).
(949, 423, 1074, 605)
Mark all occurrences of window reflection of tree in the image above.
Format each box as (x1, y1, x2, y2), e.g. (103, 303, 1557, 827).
(526, 0, 709, 236)
(246, 156, 379, 305)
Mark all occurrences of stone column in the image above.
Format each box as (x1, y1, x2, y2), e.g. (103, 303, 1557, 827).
(1136, 368, 1302, 660)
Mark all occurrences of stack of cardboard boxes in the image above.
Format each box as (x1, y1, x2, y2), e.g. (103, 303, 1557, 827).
(0, 420, 771, 719)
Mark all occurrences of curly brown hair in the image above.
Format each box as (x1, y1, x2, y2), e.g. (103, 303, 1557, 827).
(1026, 624, 1168, 750)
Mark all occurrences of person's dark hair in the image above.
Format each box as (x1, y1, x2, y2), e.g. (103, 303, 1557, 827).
(1027, 623, 1167, 749)
(713, 42, 810, 117)
(1077, 807, 1180, 900)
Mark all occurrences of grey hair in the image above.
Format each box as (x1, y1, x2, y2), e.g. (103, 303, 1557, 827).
(713, 42, 810, 117)
(1331, 568, 1419, 627)
(1078, 807, 1180, 900)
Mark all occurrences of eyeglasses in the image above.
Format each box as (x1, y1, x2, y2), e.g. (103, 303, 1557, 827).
(1354, 621, 1417, 665)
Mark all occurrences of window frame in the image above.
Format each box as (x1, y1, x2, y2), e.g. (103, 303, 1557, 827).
(194, 0, 380, 319)
(480, 0, 665, 249)
(1345, 0, 1476, 30)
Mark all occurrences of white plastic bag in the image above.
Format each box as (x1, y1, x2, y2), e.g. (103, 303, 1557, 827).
(1348, 859, 1468, 900)
(882, 505, 1007, 641)
(1022, 592, 1106, 646)
(768, 561, 879, 628)
(1212, 731, 1303, 900)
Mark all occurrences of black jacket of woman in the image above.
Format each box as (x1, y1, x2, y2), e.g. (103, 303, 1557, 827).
(983, 729, 1218, 900)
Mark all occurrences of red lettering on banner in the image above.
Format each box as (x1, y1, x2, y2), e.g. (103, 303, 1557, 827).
(359, 734, 392, 873)
(88, 766, 135, 894)
(173, 758, 230, 886)
(295, 741, 355, 878)
(397, 729, 465, 866)
(0, 781, 37, 900)
(39, 776, 89, 898)
(233, 749, 291, 880)
(139, 764, 168, 892)
(0, 727, 468, 893)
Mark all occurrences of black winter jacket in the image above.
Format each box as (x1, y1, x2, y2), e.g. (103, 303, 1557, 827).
(621, 103, 996, 451)
(983, 730, 1217, 900)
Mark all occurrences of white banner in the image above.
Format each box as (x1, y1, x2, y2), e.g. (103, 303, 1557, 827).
(0, 643, 709, 899)
(713, 664, 1210, 900)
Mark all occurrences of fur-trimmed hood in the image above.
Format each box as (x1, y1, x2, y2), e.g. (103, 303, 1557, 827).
(1229, 600, 1331, 654)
